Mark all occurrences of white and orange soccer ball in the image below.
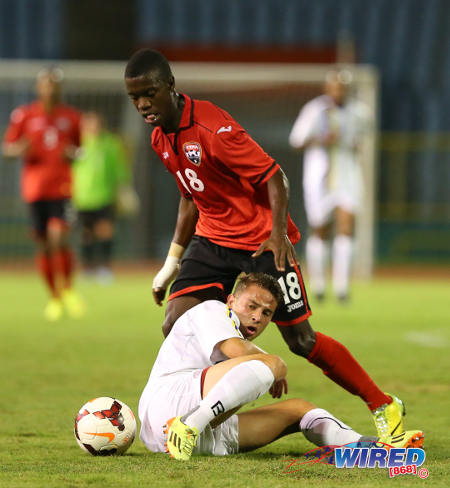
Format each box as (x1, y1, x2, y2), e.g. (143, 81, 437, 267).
(74, 396, 137, 456)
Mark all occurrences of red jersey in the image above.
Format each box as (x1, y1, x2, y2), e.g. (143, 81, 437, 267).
(152, 95, 300, 250)
(3, 101, 80, 203)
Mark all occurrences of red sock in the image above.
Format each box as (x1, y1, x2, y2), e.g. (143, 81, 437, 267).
(307, 331, 391, 410)
(53, 248, 74, 289)
(36, 253, 57, 297)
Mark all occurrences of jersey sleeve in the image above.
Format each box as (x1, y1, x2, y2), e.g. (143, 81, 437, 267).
(3, 107, 26, 143)
(211, 124, 279, 186)
(190, 301, 244, 362)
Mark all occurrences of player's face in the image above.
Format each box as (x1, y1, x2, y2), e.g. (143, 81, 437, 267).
(326, 80, 347, 106)
(125, 70, 179, 132)
(81, 112, 102, 137)
(227, 284, 278, 340)
(36, 75, 60, 105)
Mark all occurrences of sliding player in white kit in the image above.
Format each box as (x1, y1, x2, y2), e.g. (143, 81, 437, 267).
(289, 70, 372, 302)
(139, 273, 423, 460)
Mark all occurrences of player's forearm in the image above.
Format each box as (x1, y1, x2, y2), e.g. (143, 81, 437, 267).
(267, 169, 289, 236)
(2, 141, 26, 158)
(153, 197, 198, 295)
(219, 337, 268, 359)
(172, 196, 198, 249)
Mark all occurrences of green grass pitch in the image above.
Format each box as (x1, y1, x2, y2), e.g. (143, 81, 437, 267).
(0, 270, 449, 487)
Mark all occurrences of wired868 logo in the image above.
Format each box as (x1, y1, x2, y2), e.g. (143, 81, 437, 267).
(283, 442, 428, 479)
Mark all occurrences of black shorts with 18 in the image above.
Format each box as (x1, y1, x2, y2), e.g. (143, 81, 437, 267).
(169, 236, 312, 326)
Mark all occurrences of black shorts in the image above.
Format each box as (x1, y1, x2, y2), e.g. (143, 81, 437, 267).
(77, 205, 115, 231)
(169, 236, 312, 326)
(29, 199, 71, 236)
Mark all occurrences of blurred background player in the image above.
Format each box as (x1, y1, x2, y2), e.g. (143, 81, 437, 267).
(2, 67, 85, 321)
(72, 111, 138, 284)
(289, 70, 372, 303)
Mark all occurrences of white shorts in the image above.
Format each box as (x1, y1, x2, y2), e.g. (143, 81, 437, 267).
(139, 370, 239, 456)
(303, 155, 362, 228)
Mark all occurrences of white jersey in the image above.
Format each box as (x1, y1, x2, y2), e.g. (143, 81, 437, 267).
(139, 300, 243, 454)
(289, 95, 371, 226)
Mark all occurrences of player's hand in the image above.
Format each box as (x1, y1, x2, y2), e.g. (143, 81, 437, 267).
(252, 233, 298, 272)
(64, 144, 80, 161)
(322, 131, 338, 146)
(269, 378, 288, 398)
(3, 138, 30, 158)
(152, 256, 181, 306)
(152, 287, 167, 306)
(18, 138, 31, 156)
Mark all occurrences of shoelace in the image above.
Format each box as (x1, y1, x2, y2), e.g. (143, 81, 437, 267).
(373, 408, 389, 436)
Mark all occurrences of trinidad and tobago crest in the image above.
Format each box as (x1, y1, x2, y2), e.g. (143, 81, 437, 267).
(183, 141, 202, 166)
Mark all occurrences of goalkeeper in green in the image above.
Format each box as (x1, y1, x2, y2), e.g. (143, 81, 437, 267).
(72, 111, 138, 283)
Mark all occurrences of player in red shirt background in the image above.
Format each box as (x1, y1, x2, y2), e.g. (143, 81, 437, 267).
(2, 67, 85, 321)
(124, 49, 406, 438)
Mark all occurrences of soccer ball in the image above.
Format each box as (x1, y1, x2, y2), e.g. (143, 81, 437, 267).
(74, 396, 137, 456)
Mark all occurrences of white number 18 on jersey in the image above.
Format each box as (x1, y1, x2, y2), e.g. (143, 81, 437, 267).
(176, 169, 205, 193)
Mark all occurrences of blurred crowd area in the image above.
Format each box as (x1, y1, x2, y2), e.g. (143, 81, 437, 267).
(0, 0, 448, 266)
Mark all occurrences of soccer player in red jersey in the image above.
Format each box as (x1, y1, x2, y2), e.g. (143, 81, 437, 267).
(2, 67, 85, 321)
(124, 49, 405, 437)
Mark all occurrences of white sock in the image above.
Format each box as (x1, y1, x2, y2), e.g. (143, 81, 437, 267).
(332, 234, 353, 297)
(184, 360, 275, 433)
(306, 235, 327, 295)
(300, 408, 362, 447)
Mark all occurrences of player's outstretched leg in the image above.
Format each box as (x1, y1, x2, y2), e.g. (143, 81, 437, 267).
(279, 324, 405, 437)
(237, 399, 423, 455)
(165, 354, 284, 460)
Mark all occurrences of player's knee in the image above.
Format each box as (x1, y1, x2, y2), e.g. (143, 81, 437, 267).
(260, 354, 287, 381)
(285, 321, 316, 358)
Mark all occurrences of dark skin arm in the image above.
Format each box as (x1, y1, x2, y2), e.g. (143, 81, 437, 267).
(172, 195, 199, 248)
(252, 168, 298, 271)
(152, 195, 198, 305)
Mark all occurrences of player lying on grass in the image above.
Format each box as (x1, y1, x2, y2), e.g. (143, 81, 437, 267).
(139, 273, 424, 460)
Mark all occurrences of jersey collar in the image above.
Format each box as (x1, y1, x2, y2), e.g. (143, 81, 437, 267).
(177, 93, 194, 131)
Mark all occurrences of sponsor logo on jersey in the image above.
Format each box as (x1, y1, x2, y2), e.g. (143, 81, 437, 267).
(217, 125, 232, 134)
(183, 142, 202, 166)
(56, 117, 71, 131)
(28, 116, 46, 131)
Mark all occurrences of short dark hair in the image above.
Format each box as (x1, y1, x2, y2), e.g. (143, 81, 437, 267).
(125, 49, 173, 82)
(234, 272, 284, 306)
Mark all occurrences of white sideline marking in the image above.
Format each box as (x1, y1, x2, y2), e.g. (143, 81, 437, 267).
(404, 331, 449, 348)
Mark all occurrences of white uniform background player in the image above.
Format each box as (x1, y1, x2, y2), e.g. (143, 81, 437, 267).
(289, 70, 372, 301)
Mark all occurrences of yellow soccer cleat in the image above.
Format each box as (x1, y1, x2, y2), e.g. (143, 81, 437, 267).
(44, 297, 64, 322)
(62, 289, 86, 318)
(378, 430, 424, 450)
(164, 416, 199, 461)
(372, 393, 405, 437)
